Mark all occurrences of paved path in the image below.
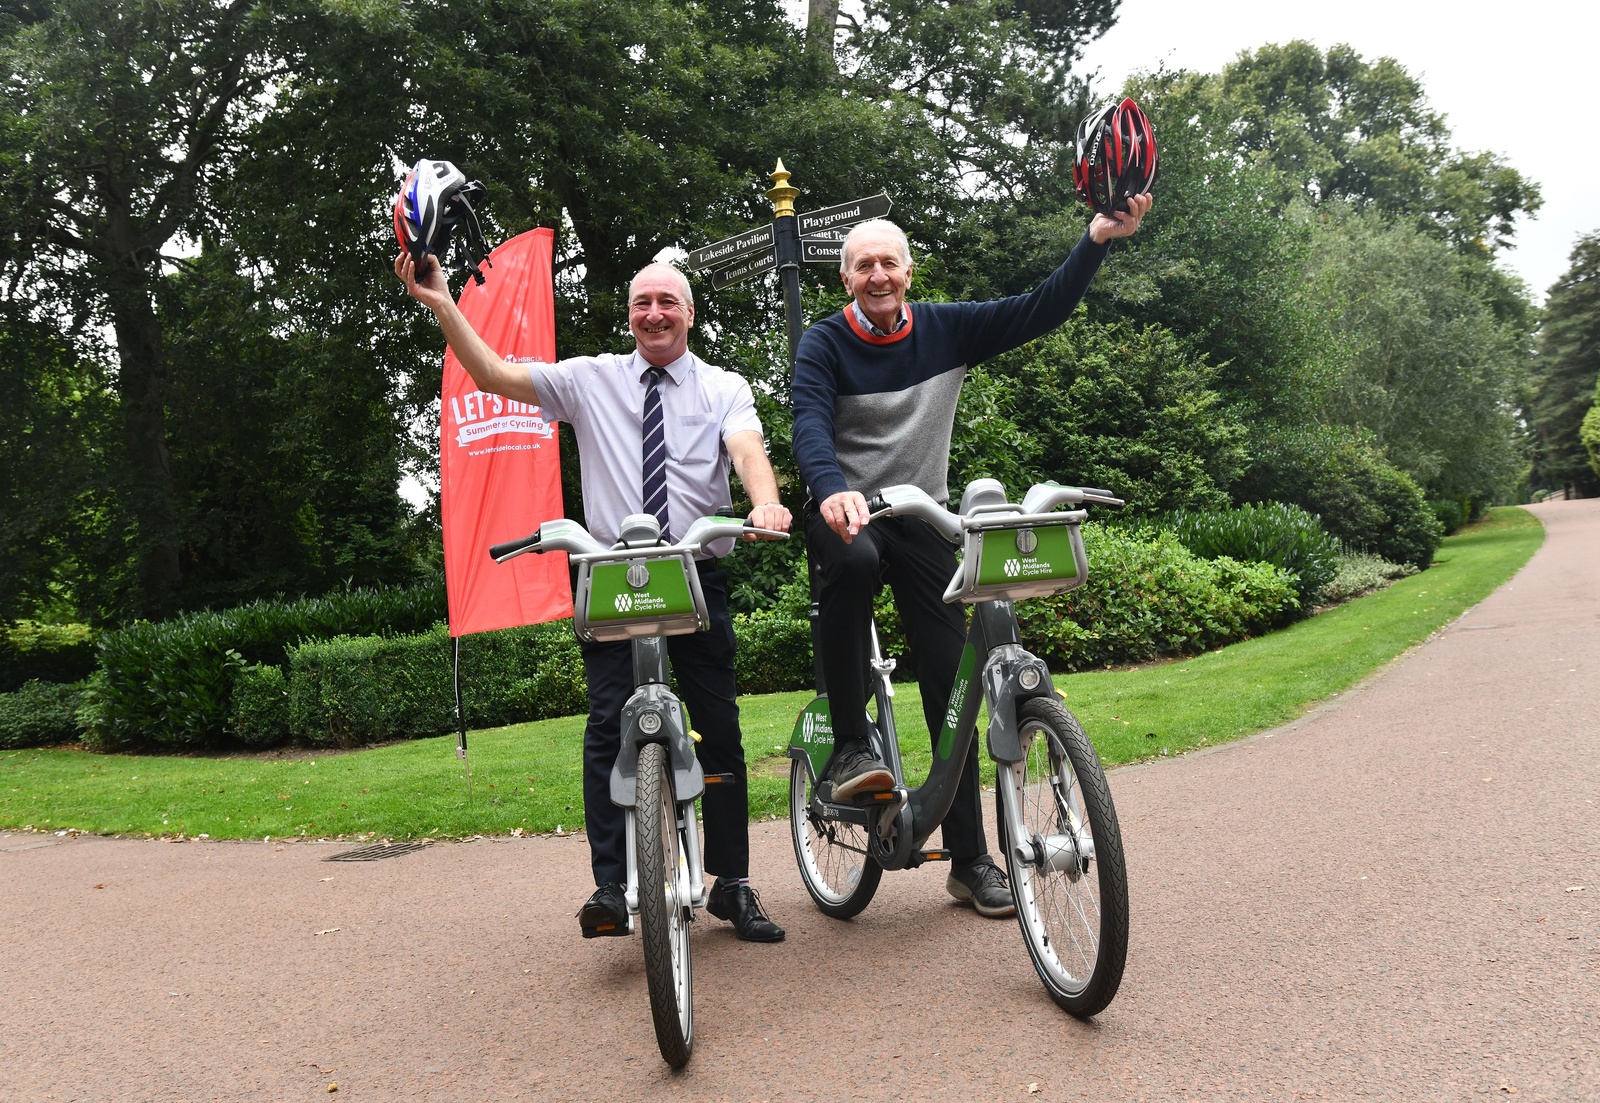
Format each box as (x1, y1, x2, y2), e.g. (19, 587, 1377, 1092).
(3, 502, 1595, 1102)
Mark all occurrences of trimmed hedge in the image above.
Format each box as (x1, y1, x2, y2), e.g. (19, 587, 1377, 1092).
(0, 679, 87, 749)
(82, 582, 445, 751)
(286, 621, 587, 749)
(1, 622, 97, 692)
(1164, 501, 1341, 606)
(1317, 552, 1417, 606)
(1015, 523, 1299, 670)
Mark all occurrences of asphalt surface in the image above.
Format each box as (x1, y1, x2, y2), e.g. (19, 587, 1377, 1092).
(2, 499, 1595, 1102)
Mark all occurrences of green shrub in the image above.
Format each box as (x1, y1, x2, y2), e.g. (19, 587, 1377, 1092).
(0, 679, 87, 749)
(229, 664, 291, 749)
(1165, 501, 1340, 606)
(83, 581, 444, 751)
(1236, 427, 1445, 567)
(1317, 552, 1418, 606)
(1429, 499, 1464, 535)
(1014, 523, 1299, 670)
(734, 612, 813, 694)
(286, 620, 590, 748)
(1, 622, 97, 692)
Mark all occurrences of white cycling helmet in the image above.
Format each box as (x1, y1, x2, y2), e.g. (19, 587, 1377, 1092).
(393, 159, 493, 284)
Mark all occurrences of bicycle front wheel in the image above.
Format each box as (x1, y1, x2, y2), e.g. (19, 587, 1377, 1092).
(997, 697, 1128, 1017)
(635, 741, 693, 1067)
(789, 758, 881, 919)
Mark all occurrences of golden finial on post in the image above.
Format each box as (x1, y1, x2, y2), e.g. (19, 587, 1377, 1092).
(767, 159, 799, 219)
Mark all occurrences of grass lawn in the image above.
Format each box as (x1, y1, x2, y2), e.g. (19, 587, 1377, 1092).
(0, 507, 1543, 841)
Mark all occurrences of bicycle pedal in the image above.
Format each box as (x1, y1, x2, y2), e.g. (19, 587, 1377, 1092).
(702, 772, 735, 785)
(918, 849, 952, 863)
(851, 789, 900, 807)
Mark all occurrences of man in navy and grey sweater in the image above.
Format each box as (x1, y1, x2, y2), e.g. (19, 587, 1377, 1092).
(790, 197, 1152, 917)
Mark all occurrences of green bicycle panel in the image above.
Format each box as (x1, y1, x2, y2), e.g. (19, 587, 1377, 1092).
(585, 559, 695, 623)
(975, 524, 1078, 588)
(790, 697, 836, 778)
(934, 641, 979, 761)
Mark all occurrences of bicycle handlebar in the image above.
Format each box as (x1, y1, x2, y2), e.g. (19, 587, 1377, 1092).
(490, 514, 786, 565)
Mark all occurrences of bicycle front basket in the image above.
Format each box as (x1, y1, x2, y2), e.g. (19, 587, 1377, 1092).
(954, 517, 1089, 603)
(573, 551, 707, 642)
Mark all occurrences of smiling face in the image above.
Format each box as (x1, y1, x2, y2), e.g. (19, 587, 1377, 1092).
(841, 226, 913, 333)
(628, 264, 694, 366)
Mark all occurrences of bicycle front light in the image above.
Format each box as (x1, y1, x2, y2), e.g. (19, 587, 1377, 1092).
(638, 709, 663, 735)
(1018, 666, 1042, 691)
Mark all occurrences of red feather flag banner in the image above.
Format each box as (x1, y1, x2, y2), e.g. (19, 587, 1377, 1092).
(439, 227, 572, 637)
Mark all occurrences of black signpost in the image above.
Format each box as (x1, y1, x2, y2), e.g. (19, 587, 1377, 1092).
(684, 161, 892, 365)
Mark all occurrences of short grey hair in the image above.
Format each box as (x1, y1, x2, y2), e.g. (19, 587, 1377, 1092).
(840, 219, 912, 275)
(629, 262, 694, 309)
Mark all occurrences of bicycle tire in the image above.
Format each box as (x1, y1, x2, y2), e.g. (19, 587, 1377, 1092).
(635, 741, 693, 1066)
(997, 697, 1128, 1017)
(788, 757, 882, 919)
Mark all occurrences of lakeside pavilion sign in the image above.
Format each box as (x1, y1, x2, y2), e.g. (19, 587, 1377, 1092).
(685, 162, 891, 362)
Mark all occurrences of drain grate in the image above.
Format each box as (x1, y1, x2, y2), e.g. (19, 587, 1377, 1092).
(323, 840, 433, 862)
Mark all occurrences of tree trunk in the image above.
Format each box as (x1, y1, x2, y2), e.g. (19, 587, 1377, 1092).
(107, 271, 182, 619)
(807, 0, 839, 65)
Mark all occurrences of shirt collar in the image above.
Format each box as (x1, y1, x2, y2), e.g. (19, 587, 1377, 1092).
(850, 299, 909, 337)
(634, 348, 694, 385)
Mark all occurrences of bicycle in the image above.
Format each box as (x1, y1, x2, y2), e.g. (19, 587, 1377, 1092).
(492, 511, 785, 1068)
(788, 478, 1130, 1016)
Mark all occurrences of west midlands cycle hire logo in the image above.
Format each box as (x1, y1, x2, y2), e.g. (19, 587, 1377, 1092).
(614, 593, 634, 613)
(800, 710, 833, 743)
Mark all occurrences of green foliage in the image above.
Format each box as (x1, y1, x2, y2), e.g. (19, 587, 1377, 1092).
(1082, 71, 1332, 425)
(1529, 231, 1600, 497)
(733, 614, 814, 696)
(1430, 499, 1465, 535)
(81, 582, 446, 751)
(1014, 524, 1299, 671)
(1307, 205, 1529, 502)
(1216, 40, 1541, 255)
(0, 622, 97, 692)
(0, 679, 87, 750)
(1582, 390, 1600, 482)
(1236, 427, 1445, 568)
(1164, 502, 1340, 606)
(286, 620, 589, 748)
(228, 664, 291, 750)
(1316, 551, 1416, 606)
(982, 320, 1248, 516)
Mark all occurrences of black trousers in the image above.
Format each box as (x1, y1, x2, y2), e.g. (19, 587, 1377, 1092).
(578, 563, 749, 887)
(804, 504, 988, 861)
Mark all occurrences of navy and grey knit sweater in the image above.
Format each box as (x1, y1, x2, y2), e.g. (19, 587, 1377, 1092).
(792, 230, 1110, 505)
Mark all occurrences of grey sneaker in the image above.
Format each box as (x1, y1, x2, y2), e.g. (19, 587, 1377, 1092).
(947, 856, 1015, 918)
(825, 740, 894, 802)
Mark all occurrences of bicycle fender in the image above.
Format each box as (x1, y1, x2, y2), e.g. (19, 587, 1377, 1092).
(983, 648, 1055, 764)
(610, 686, 706, 806)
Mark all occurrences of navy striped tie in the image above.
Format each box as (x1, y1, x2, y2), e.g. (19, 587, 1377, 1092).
(641, 367, 669, 538)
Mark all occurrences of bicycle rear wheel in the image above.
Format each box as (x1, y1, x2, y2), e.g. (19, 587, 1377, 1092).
(635, 741, 693, 1067)
(997, 697, 1128, 1017)
(789, 758, 882, 919)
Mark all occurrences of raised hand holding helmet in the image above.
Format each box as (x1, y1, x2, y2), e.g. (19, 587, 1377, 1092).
(393, 159, 494, 285)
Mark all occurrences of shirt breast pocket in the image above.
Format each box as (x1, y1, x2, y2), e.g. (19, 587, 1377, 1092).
(669, 413, 720, 467)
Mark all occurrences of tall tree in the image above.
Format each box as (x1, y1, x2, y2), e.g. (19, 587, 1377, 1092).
(1308, 205, 1528, 502)
(1, 0, 284, 617)
(1216, 41, 1541, 256)
(1530, 232, 1600, 497)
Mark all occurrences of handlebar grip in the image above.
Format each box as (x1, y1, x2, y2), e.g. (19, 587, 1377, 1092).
(866, 494, 887, 516)
(489, 532, 541, 561)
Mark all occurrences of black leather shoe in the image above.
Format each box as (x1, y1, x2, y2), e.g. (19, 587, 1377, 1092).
(578, 882, 630, 938)
(706, 879, 785, 942)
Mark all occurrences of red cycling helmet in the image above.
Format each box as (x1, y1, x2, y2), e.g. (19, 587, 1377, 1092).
(1073, 97, 1157, 217)
(393, 159, 493, 284)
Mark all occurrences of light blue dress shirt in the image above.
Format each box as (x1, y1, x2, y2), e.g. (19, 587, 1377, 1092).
(527, 349, 762, 558)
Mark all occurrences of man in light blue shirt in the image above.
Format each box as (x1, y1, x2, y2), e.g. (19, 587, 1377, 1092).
(398, 252, 791, 942)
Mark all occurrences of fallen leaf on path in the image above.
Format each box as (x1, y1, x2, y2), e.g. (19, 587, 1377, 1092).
(315, 927, 341, 936)
(1565, 886, 1584, 892)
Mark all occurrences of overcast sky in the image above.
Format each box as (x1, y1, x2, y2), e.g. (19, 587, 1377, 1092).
(1075, 0, 1600, 301)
